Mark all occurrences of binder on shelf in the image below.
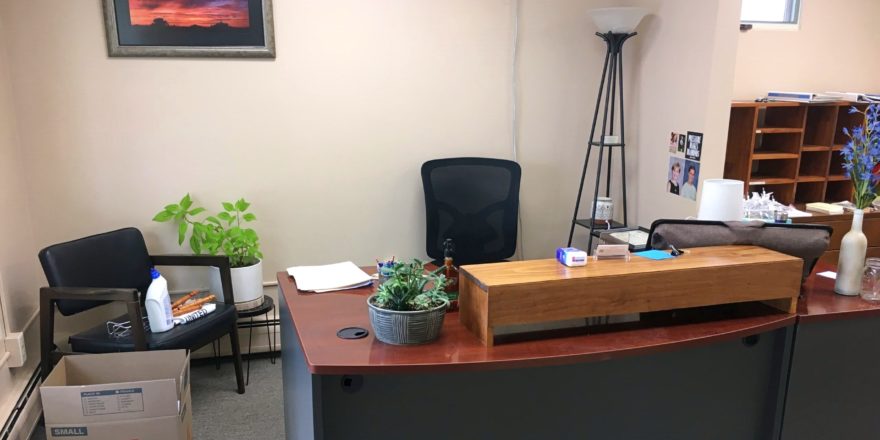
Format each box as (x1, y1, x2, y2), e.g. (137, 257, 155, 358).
(766, 91, 839, 103)
(805, 202, 844, 215)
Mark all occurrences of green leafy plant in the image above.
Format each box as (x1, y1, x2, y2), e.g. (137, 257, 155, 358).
(153, 194, 262, 268)
(371, 259, 449, 311)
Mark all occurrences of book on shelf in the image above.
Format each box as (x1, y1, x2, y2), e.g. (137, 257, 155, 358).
(823, 92, 880, 103)
(805, 202, 844, 215)
(766, 91, 840, 103)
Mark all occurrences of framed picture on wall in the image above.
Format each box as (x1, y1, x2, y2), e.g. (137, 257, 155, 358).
(102, 0, 275, 58)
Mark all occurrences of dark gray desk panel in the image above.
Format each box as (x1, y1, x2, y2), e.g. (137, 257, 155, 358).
(281, 287, 320, 440)
(303, 327, 791, 440)
(782, 315, 880, 439)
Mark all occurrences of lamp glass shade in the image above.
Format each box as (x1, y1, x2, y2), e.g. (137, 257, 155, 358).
(697, 179, 745, 221)
(589, 7, 649, 33)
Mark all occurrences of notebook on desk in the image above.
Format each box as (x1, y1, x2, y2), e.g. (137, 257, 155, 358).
(287, 261, 373, 293)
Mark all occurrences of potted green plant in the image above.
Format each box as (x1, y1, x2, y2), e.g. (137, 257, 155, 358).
(368, 259, 449, 345)
(153, 194, 265, 309)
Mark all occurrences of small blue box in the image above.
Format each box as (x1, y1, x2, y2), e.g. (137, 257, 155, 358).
(556, 247, 587, 267)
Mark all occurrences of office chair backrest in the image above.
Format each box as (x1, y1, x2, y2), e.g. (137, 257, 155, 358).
(39, 227, 154, 316)
(421, 157, 521, 265)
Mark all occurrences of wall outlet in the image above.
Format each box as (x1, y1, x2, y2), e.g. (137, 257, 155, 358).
(5, 332, 26, 368)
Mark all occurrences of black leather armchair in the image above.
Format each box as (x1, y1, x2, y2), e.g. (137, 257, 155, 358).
(38, 228, 245, 394)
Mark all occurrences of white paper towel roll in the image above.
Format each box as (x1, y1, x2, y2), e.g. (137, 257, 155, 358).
(697, 179, 744, 221)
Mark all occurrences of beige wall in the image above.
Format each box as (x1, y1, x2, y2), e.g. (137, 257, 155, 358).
(0, 0, 742, 285)
(0, 0, 743, 427)
(632, 0, 740, 223)
(516, 0, 630, 253)
(734, 0, 880, 99)
(1, 0, 517, 283)
(0, 11, 42, 430)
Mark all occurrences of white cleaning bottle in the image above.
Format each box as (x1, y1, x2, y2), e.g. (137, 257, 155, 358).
(145, 268, 174, 333)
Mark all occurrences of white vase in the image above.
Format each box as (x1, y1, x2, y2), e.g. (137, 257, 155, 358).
(835, 209, 867, 296)
(209, 259, 264, 310)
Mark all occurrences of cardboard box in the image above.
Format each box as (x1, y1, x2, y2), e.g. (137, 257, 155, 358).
(40, 350, 192, 440)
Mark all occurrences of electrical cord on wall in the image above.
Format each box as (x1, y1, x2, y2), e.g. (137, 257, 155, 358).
(511, 0, 525, 261)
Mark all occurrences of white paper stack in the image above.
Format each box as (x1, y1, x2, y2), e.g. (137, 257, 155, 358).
(287, 261, 373, 293)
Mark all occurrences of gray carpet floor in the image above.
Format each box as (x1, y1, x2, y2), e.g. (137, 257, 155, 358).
(30, 355, 284, 439)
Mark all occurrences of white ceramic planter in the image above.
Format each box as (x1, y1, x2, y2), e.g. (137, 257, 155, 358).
(209, 260, 264, 310)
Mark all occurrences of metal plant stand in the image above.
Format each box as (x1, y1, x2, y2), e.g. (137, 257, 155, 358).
(212, 296, 278, 385)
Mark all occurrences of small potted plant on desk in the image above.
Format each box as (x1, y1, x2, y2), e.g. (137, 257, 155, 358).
(153, 194, 265, 310)
(368, 259, 449, 345)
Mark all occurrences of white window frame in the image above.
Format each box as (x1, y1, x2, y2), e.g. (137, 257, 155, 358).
(741, 0, 801, 31)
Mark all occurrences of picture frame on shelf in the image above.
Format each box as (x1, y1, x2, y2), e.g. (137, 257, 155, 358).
(102, 0, 275, 58)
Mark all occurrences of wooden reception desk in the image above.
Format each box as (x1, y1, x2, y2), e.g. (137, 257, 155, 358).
(279, 252, 880, 439)
(279, 249, 809, 439)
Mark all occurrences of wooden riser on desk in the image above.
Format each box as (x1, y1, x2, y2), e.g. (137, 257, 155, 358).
(459, 246, 803, 347)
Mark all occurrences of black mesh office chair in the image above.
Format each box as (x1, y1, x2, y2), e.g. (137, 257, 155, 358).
(38, 227, 245, 394)
(421, 157, 521, 265)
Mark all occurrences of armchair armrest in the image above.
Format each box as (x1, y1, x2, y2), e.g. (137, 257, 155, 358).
(150, 254, 230, 269)
(39, 287, 147, 364)
(150, 254, 235, 305)
(40, 286, 140, 302)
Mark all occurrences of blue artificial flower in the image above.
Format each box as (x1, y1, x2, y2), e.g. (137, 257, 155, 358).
(854, 126, 865, 138)
(850, 106, 860, 114)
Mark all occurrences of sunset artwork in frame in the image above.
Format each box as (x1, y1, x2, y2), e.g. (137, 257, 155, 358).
(102, 0, 275, 58)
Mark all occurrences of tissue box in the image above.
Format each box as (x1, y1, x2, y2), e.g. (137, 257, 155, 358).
(556, 247, 587, 267)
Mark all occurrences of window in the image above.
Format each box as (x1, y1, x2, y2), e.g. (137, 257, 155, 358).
(741, 0, 800, 25)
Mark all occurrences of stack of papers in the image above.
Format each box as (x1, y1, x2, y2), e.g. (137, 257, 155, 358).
(287, 261, 373, 293)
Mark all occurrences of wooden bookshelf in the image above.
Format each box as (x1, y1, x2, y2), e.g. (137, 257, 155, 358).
(724, 101, 868, 205)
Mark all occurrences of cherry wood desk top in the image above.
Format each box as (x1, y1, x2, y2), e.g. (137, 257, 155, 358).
(279, 261, 796, 375)
(799, 262, 880, 323)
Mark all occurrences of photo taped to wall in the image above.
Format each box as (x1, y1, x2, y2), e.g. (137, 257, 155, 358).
(667, 156, 684, 196)
(685, 131, 703, 161)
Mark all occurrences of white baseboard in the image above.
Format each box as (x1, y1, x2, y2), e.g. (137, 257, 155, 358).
(5, 379, 41, 440)
(191, 324, 281, 359)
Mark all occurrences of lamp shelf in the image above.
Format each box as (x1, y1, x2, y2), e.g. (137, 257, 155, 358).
(588, 141, 624, 147)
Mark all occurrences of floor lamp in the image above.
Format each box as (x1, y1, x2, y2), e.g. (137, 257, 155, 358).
(567, 7, 649, 250)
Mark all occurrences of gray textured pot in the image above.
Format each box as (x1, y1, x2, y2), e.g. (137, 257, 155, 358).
(367, 295, 446, 345)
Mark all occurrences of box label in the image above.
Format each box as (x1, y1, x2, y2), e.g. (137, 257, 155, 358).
(80, 388, 145, 416)
(50, 427, 89, 437)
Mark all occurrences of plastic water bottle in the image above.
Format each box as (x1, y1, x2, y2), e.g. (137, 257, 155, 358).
(145, 268, 173, 333)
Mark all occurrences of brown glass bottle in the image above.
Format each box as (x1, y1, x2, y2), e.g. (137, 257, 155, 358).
(442, 239, 459, 305)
